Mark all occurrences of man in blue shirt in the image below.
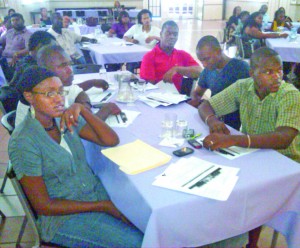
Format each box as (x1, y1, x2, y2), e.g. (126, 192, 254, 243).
(189, 35, 250, 130)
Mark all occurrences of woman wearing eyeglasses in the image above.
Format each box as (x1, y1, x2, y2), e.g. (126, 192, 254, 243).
(9, 66, 143, 247)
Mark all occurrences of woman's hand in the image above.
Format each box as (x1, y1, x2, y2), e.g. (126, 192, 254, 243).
(101, 200, 133, 225)
(60, 103, 84, 133)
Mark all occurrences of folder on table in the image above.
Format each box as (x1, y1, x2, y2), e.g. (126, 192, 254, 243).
(101, 139, 172, 174)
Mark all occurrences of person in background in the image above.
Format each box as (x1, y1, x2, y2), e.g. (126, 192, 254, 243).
(258, 4, 270, 30)
(198, 47, 300, 163)
(189, 35, 250, 130)
(48, 13, 97, 64)
(140, 20, 201, 93)
(0, 13, 32, 81)
(10, 31, 56, 89)
(123, 9, 160, 73)
(235, 11, 250, 35)
(62, 16, 73, 28)
(108, 11, 134, 39)
(0, 16, 12, 37)
(225, 6, 241, 45)
(241, 11, 288, 49)
(271, 9, 292, 32)
(114, 1, 122, 10)
(123, 9, 160, 48)
(7, 8, 15, 17)
(39, 7, 52, 26)
(278, 7, 293, 23)
(9, 66, 143, 248)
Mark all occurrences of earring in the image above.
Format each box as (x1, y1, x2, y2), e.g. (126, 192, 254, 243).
(30, 105, 35, 119)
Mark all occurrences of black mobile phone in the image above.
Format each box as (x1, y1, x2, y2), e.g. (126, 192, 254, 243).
(173, 147, 194, 157)
(188, 139, 202, 149)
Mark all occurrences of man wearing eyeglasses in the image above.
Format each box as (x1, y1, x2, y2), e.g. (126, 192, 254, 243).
(198, 47, 300, 163)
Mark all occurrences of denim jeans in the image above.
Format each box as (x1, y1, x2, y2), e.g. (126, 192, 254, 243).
(51, 212, 143, 247)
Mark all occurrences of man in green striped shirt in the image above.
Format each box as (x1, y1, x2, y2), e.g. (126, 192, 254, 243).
(198, 47, 300, 163)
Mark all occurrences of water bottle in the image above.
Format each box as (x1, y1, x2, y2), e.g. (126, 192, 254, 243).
(99, 68, 107, 82)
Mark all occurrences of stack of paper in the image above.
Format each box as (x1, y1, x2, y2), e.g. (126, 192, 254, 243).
(139, 92, 189, 107)
(153, 157, 239, 201)
(101, 139, 172, 174)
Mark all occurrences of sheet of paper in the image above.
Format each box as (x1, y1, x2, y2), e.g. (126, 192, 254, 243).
(105, 109, 141, 127)
(153, 157, 239, 201)
(197, 138, 258, 160)
(88, 91, 114, 103)
(101, 139, 172, 175)
(157, 80, 179, 94)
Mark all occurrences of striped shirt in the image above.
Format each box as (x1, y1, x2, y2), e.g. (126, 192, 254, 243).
(209, 77, 300, 163)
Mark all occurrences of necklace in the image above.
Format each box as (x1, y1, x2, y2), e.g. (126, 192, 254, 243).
(44, 119, 56, 132)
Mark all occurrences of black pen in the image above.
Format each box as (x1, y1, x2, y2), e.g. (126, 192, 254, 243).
(189, 168, 222, 189)
(218, 148, 235, 156)
(100, 92, 112, 102)
(115, 115, 120, 123)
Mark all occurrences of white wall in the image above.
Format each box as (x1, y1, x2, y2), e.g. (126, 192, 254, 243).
(1, 0, 299, 24)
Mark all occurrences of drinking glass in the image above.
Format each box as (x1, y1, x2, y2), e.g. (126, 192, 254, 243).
(160, 113, 177, 138)
(136, 79, 146, 94)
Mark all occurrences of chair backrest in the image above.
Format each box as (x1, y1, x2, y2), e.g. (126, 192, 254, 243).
(72, 64, 102, 74)
(101, 23, 111, 33)
(1, 110, 16, 135)
(0, 85, 20, 114)
(235, 35, 255, 59)
(98, 10, 108, 17)
(6, 161, 41, 247)
(62, 11, 72, 17)
(75, 10, 85, 17)
(86, 17, 98, 27)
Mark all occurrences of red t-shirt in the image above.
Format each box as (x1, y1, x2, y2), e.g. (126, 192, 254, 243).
(140, 44, 199, 91)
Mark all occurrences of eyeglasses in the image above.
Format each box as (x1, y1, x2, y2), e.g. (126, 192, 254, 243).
(31, 90, 68, 98)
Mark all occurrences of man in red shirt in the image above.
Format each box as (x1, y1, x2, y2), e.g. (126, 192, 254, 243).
(140, 20, 201, 92)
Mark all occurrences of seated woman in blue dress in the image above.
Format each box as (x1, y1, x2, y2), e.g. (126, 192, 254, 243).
(9, 66, 143, 247)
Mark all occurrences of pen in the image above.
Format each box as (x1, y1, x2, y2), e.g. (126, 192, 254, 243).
(100, 92, 112, 102)
(190, 133, 202, 140)
(189, 168, 222, 189)
(115, 115, 120, 123)
(218, 148, 235, 156)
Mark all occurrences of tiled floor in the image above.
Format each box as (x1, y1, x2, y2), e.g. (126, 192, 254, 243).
(0, 19, 288, 247)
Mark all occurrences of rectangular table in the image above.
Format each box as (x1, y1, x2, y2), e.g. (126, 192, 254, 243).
(77, 73, 300, 247)
(266, 34, 300, 62)
(82, 37, 150, 67)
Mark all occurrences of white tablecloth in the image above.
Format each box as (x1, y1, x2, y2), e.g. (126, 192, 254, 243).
(83, 37, 150, 66)
(266, 34, 300, 62)
(76, 73, 300, 248)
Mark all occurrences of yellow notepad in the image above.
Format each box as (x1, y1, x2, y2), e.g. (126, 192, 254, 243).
(101, 139, 172, 175)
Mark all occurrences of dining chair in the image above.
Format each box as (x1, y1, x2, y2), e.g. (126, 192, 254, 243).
(5, 161, 63, 247)
(234, 35, 254, 60)
(0, 110, 16, 198)
(72, 64, 102, 74)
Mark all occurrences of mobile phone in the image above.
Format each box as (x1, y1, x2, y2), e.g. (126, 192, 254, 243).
(188, 139, 202, 149)
(173, 147, 194, 157)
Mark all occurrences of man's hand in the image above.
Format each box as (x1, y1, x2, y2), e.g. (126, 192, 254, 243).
(207, 117, 230, 135)
(203, 133, 236, 150)
(187, 99, 200, 108)
(163, 67, 177, 83)
(92, 79, 109, 90)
